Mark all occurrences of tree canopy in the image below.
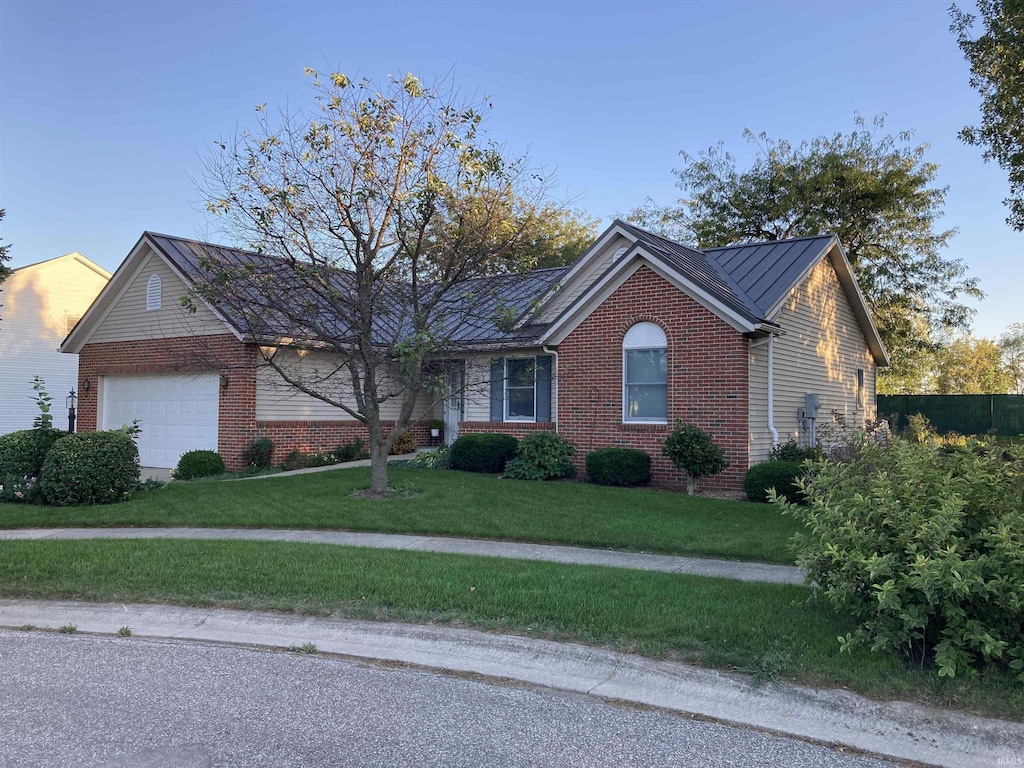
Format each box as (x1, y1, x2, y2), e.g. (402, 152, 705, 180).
(628, 116, 981, 391)
(1000, 322, 1024, 394)
(196, 71, 557, 494)
(931, 336, 1013, 395)
(952, 1, 1024, 229)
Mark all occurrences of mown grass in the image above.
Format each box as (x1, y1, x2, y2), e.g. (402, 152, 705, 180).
(0, 538, 1020, 721)
(0, 467, 800, 564)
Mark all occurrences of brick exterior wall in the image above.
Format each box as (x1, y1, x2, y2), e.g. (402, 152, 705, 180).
(77, 334, 258, 471)
(458, 421, 557, 439)
(78, 334, 431, 471)
(255, 420, 430, 466)
(556, 265, 749, 494)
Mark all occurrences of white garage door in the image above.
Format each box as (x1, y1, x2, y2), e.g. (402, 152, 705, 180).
(102, 374, 220, 468)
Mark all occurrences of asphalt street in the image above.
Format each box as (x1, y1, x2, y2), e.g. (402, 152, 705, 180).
(0, 629, 897, 768)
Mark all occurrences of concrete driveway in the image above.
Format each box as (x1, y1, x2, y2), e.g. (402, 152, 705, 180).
(0, 630, 896, 768)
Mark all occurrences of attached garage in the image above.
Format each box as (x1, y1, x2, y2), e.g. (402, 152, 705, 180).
(101, 374, 219, 468)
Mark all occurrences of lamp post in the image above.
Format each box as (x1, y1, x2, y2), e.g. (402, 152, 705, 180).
(67, 389, 77, 434)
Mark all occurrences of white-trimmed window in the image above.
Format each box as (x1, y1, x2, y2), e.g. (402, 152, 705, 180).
(505, 357, 537, 421)
(146, 273, 162, 311)
(623, 322, 667, 423)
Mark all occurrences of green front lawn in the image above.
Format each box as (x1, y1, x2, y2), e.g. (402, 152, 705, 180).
(0, 467, 800, 564)
(1, 538, 1020, 721)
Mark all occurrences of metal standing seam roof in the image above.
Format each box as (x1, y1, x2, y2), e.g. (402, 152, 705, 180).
(144, 225, 845, 348)
(146, 233, 570, 346)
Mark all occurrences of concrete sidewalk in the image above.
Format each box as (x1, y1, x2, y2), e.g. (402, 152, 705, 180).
(0, 527, 804, 584)
(0, 599, 1019, 768)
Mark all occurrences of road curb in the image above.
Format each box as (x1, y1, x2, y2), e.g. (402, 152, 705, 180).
(1, 599, 1020, 768)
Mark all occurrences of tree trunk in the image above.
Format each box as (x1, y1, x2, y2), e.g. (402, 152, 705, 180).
(686, 475, 696, 496)
(370, 443, 390, 496)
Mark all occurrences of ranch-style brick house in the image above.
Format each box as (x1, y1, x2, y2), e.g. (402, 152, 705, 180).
(61, 220, 888, 493)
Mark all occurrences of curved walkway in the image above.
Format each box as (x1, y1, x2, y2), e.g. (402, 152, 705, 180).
(1, 599, 1019, 767)
(0, 527, 804, 585)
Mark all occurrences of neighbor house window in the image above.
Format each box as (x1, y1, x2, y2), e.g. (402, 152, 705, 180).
(146, 273, 162, 311)
(505, 357, 537, 421)
(623, 322, 667, 422)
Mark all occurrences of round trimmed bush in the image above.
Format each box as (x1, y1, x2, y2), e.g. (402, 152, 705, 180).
(175, 450, 226, 481)
(0, 428, 67, 480)
(503, 431, 576, 481)
(40, 431, 140, 506)
(585, 447, 651, 487)
(449, 433, 519, 473)
(743, 460, 803, 504)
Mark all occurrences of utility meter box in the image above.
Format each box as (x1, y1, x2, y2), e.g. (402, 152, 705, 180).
(805, 392, 821, 419)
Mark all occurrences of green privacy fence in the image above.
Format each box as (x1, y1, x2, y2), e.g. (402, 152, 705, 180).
(878, 394, 1024, 436)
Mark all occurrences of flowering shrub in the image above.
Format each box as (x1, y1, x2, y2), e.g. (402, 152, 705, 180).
(776, 436, 1024, 679)
(0, 474, 40, 504)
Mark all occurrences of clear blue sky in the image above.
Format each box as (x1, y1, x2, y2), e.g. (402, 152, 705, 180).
(2, 0, 1020, 339)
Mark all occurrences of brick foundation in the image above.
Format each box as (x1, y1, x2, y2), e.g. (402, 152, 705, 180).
(556, 266, 750, 493)
(255, 420, 430, 465)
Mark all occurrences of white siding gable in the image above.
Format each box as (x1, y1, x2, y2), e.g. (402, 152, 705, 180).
(535, 234, 634, 324)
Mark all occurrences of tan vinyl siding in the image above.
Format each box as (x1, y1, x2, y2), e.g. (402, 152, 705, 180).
(747, 341, 773, 464)
(536, 235, 633, 323)
(767, 257, 877, 447)
(0, 255, 109, 434)
(255, 350, 438, 422)
(89, 249, 224, 342)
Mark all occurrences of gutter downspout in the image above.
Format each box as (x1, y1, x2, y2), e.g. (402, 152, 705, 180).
(751, 337, 779, 447)
(543, 345, 559, 432)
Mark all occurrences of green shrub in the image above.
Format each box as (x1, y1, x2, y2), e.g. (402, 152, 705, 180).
(174, 450, 226, 481)
(40, 431, 140, 506)
(503, 431, 576, 481)
(449, 433, 519, 473)
(282, 450, 310, 471)
(389, 431, 418, 455)
(585, 447, 651, 487)
(769, 439, 823, 463)
(334, 437, 369, 463)
(743, 460, 804, 504)
(0, 428, 67, 504)
(661, 421, 728, 494)
(408, 445, 450, 469)
(777, 437, 1024, 680)
(243, 437, 274, 469)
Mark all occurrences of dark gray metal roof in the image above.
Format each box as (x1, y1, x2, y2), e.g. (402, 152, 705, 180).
(705, 235, 837, 315)
(615, 221, 766, 320)
(147, 232, 568, 347)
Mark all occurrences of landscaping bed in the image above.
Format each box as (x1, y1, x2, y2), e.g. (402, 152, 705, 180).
(0, 467, 800, 564)
(0, 537, 1020, 722)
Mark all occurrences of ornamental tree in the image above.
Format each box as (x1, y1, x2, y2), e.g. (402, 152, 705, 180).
(661, 421, 728, 495)
(194, 70, 555, 496)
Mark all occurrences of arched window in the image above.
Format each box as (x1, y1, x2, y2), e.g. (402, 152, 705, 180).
(623, 322, 667, 422)
(146, 273, 162, 311)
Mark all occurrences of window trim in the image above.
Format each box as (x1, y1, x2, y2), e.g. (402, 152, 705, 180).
(145, 273, 162, 311)
(622, 322, 668, 424)
(504, 356, 537, 423)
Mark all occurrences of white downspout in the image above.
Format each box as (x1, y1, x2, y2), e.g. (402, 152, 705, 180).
(751, 336, 779, 447)
(543, 345, 559, 432)
(767, 335, 778, 446)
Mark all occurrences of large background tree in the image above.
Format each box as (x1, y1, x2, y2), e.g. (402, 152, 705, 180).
(628, 116, 981, 392)
(0, 209, 12, 324)
(1000, 322, 1024, 394)
(196, 71, 554, 495)
(952, 1, 1024, 229)
(930, 335, 1012, 394)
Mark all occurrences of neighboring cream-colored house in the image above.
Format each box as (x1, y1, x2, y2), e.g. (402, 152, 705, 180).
(0, 253, 111, 434)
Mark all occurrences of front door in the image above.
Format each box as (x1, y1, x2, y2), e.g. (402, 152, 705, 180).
(443, 364, 464, 445)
